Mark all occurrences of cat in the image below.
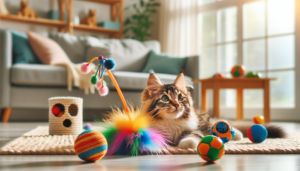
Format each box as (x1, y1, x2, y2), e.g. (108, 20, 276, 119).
(17, 0, 38, 18)
(141, 72, 286, 149)
(81, 9, 97, 26)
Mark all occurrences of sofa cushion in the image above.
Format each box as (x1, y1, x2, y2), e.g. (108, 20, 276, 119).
(49, 32, 87, 63)
(11, 64, 192, 90)
(85, 37, 150, 72)
(11, 64, 68, 86)
(10, 30, 41, 64)
(142, 50, 187, 75)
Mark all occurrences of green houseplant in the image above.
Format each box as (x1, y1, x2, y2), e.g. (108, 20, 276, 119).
(124, 0, 160, 42)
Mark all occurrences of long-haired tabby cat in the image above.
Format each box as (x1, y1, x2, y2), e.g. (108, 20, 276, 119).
(141, 72, 286, 149)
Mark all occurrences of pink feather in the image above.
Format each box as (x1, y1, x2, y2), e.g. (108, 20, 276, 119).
(107, 131, 131, 155)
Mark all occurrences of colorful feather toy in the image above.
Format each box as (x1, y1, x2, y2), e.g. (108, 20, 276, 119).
(81, 56, 169, 155)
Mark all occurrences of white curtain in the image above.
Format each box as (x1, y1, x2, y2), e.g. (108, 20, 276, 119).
(158, 0, 199, 56)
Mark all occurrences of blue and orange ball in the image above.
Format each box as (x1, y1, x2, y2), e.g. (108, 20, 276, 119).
(74, 130, 108, 162)
(212, 73, 224, 78)
(231, 64, 245, 78)
(253, 115, 264, 124)
(247, 125, 268, 143)
(197, 135, 225, 162)
(211, 121, 235, 143)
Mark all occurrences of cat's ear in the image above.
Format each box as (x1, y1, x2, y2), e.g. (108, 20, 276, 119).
(174, 73, 187, 94)
(147, 73, 163, 95)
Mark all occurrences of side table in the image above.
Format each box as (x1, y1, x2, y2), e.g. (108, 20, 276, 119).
(193, 78, 275, 123)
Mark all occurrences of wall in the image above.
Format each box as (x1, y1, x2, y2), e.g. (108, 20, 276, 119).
(0, 0, 159, 39)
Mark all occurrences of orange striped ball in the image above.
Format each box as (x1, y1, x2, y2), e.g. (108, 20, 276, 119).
(253, 115, 264, 124)
(74, 130, 107, 162)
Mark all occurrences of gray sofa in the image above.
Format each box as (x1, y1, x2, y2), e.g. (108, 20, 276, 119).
(0, 29, 200, 122)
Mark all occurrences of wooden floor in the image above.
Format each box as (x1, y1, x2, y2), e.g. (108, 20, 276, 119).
(1, 122, 300, 171)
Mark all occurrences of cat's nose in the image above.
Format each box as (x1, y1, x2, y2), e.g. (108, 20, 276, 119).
(171, 100, 179, 108)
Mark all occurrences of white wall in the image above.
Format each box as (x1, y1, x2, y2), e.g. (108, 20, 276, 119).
(1, 0, 159, 39)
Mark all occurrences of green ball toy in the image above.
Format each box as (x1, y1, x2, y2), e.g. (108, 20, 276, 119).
(91, 75, 98, 85)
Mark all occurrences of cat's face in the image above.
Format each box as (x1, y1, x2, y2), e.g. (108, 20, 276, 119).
(142, 73, 191, 120)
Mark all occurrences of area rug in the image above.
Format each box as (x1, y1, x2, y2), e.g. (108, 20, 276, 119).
(1, 126, 300, 155)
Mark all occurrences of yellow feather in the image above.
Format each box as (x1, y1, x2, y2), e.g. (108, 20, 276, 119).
(104, 105, 150, 132)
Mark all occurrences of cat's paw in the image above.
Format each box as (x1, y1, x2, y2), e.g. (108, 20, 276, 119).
(178, 137, 200, 149)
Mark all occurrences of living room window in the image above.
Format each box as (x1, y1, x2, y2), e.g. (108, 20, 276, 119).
(199, 0, 297, 118)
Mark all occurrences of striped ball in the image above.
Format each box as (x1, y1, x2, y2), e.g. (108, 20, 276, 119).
(74, 130, 108, 162)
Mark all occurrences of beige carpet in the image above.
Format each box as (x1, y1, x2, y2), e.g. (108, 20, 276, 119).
(1, 126, 300, 155)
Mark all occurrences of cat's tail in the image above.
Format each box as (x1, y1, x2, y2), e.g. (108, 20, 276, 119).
(230, 122, 287, 138)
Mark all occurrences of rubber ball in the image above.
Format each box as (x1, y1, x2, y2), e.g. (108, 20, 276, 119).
(247, 124, 268, 143)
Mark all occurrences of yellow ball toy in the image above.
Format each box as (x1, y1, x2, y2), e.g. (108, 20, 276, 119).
(253, 115, 264, 124)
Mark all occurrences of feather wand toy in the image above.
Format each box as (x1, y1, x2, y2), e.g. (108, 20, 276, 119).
(81, 56, 169, 155)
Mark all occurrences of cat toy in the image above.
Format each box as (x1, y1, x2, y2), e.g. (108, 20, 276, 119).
(197, 135, 225, 162)
(81, 56, 169, 156)
(211, 121, 235, 143)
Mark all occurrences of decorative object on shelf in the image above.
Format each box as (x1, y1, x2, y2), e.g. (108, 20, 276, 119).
(49, 97, 83, 135)
(253, 115, 264, 124)
(212, 73, 224, 78)
(81, 9, 97, 27)
(230, 64, 245, 78)
(0, 0, 8, 15)
(197, 135, 225, 162)
(211, 121, 235, 143)
(124, 0, 160, 41)
(97, 21, 120, 30)
(247, 124, 268, 143)
(74, 130, 107, 162)
(17, 0, 38, 18)
(73, 15, 80, 25)
(47, 10, 67, 21)
(246, 71, 261, 78)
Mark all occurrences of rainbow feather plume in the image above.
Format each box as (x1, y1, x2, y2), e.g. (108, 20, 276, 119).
(101, 107, 170, 156)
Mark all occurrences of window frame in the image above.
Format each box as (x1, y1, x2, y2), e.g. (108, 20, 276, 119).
(198, 0, 300, 121)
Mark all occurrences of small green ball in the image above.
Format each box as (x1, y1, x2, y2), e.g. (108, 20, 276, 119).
(103, 80, 107, 86)
(91, 75, 98, 85)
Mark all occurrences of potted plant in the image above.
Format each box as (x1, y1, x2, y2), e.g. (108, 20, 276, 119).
(124, 0, 160, 42)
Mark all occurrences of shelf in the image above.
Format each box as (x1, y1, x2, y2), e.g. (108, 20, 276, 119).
(0, 15, 67, 27)
(73, 24, 120, 34)
(76, 0, 121, 4)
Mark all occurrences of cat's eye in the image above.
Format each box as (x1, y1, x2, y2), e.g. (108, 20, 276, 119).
(161, 95, 169, 102)
(178, 94, 183, 101)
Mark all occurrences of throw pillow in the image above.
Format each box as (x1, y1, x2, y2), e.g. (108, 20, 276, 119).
(10, 30, 41, 64)
(142, 50, 187, 75)
(27, 31, 71, 65)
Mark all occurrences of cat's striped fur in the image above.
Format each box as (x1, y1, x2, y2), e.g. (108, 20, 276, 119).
(141, 72, 286, 149)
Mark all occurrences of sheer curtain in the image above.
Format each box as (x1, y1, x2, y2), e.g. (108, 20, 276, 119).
(158, 0, 199, 56)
